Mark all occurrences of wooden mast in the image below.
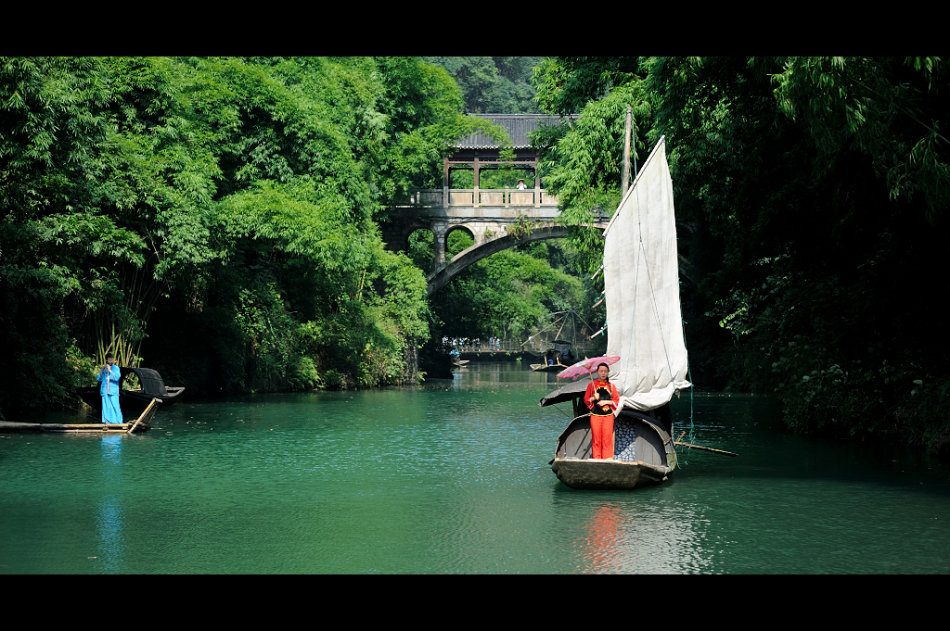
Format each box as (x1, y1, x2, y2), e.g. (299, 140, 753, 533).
(622, 106, 632, 193)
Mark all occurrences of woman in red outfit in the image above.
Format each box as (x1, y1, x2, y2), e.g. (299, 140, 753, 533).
(584, 363, 620, 459)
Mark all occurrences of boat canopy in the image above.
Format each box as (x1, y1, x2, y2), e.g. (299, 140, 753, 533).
(538, 379, 587, 407)
(120, 366, 169, 397)
(602, 137, 691, 412)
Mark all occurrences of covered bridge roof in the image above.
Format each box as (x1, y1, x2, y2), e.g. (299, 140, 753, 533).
(455, 114, 577, 149)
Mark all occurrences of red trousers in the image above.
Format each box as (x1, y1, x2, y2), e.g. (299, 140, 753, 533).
(590, 414, 615, 460)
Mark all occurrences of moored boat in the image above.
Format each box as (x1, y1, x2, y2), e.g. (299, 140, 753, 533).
(80, 366, 184, 416)
(448, 348, 469, 367)
(529, 340, 573, 372)
(541, 380, 677, 489)
(542, 137, 691, 490)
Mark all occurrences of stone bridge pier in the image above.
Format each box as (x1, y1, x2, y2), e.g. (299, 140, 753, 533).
(381, 190, 565, 268)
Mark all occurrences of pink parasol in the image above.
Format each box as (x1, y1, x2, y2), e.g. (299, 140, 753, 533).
(556, 355, 620, 381)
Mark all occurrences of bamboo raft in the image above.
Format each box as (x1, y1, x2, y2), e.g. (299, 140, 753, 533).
(0, 398, 160, 435)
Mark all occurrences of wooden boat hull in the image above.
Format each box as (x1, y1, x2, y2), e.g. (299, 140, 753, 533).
(0, 421, 142, 434)
(551, 407, 677, 490)
(552, 457, 670, 489)
(531, 340, 573, 372)
(0, 398, 160, 435)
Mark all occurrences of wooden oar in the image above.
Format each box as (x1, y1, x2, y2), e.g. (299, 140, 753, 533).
(675, 431, 738, 457)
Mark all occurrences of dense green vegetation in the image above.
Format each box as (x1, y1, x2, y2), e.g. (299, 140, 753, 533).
(0, 56, 495, 417)
(3, 55, 948, 458)
(535, 56, 950, 455)
(423, 57, 543, 114)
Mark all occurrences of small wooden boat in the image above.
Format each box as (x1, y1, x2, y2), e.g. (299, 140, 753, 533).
(529, 339, 573, 373)
(541, 381, 676, 489)
(530, 362, 566, 373)
(449, 349, 469, 367)
(0, 397, 160, 434)
(80, 366, 184, 416)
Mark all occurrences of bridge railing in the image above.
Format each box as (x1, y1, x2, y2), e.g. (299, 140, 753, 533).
(404, 189, 560, 208)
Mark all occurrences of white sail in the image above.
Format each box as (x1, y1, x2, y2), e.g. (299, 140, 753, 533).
(603, 136, 691, 412)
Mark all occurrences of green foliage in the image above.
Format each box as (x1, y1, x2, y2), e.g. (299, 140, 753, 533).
(430, 242, 585, 342)
(425, 57, 542, 113)
(770, 56, 950, 222)
(534, 56, 643, 117)
(529, 55, 950, 455)
(531, 58, 655, 276)
(0, 57, 124, 415)
(0, 55, 467, 417)
(650, 56, 950, 450)
(11, 53, 947, 457)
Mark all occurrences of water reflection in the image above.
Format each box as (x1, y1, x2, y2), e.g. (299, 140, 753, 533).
(97, 434, 124, 573)
(100, 432, 123, 465)
(571, 492, 713, 575)
(96, 496, 123, 573)
(450, 361, 562, 390)
(582, 503, 624, 573)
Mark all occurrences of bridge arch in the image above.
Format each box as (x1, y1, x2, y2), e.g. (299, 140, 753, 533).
(427, 224, 569, 296)
(445, 224, 476, 247)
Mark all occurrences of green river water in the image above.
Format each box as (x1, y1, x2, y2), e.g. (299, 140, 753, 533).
(3, 362, 950, 574)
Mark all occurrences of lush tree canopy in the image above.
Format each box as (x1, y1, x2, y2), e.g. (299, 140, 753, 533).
(0, 56, 488, 417)
(534, 56, 950, 453)
(424, 57, 542, 114)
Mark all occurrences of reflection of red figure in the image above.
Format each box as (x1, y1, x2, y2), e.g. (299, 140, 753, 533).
(585, 504, 622, 573)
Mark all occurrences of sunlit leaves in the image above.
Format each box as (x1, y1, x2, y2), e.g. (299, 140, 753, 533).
(0, 55, 486, 409)
(431, 244, 585, 342)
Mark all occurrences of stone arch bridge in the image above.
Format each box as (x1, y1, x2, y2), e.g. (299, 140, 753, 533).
(384, 194, 605, 296)
(380, 114, 607, 296)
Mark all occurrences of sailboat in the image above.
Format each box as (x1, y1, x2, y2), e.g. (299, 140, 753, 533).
(541, 136, 691, 489)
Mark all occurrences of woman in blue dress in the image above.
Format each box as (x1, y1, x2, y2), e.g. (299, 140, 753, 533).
(97, 353, 123, 424)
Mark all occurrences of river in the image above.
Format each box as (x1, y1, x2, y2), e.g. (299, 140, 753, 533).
(2, 362, 950, 574)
